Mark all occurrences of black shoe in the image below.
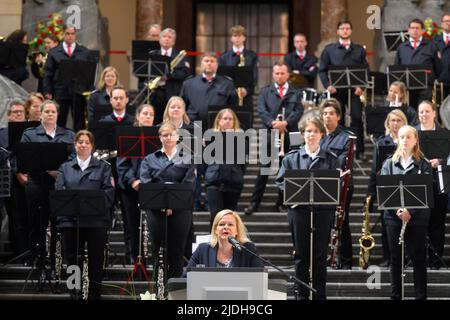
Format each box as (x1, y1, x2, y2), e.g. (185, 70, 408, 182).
(379, 259, 390, 267)
(244, 203, 258, 215)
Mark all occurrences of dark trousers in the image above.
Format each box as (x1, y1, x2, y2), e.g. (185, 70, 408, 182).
(62, 227, 107, 299)
(250, 163, 283, 208)
(338, 185, 353, 266)
(194, 164, 208, 207)
(4, 177, 29, 256)
(206, 186, 241, 225)
(56, 96, 86, 131)
(428, 192, 449, 267)
(148, 209, 192, 279)
(288, 208, 334, 300)
(380, 211, 390, 260)
(334, 90, 364, 155)
(119, 188, 141, 262)
(150, 87, 168, 125)
(25, 180, 57, 268)
(386, 224, 427, 300)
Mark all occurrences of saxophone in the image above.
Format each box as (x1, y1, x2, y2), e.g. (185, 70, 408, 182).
(237, 53, 246, 106)
(358, 196, 375, 269)
(82, 248, 89, 300)
(156, 247, 165, 300)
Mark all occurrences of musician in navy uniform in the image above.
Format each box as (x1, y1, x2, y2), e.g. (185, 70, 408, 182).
(139, 123, 195, 278)
(284, 33, 318, 88)
(367, 109, 408, 267)
(276, 117, 339, 300)
(318, 20, 368, 158)
(414, 101, 449, 269)
(218, 25, 258, 112)
(395, 19, 440, 110)
(99, 85, 134, 125)
(43, 25, 94, 131)
(433, 14, 450, 100)
(148, 28, 190, 124)
(384, 81, 417, 126)
(181, 52, 238, 126)
(319, 98, 353, 269)
(116, 104, 154, 264)
(55, 130, 114, 300)
(244, 62, 303, 214)
(87, 66, 120, 122)
(380, 125, 431, 300)
(20, 100, 75, 274)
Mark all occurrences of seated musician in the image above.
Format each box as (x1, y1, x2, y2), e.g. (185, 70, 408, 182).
(87, 66, 120, 122)
(385, 81, 417, 126)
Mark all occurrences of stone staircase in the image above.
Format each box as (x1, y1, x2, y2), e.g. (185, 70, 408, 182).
(1, 95, 450, 300)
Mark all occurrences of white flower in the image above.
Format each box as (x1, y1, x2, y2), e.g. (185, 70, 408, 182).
(140, 291, 156, 300)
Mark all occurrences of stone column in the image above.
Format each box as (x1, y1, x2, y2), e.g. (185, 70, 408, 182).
(320, 0, 347, 42)
(0, 0, 22, 36)
(136, 0, 163, 40)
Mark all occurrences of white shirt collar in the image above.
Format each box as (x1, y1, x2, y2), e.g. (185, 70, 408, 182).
(113, 111, 126, 119)
(443, 32, 450, 40)
(275, 82, 289, 91)
(161, 147, 178, 160)
(233, 46, 245, 54)
(77, 155, 91, 172)
(45, 126, 57, 138)
(339, 39, 351, 46)
(63, 42, 76, 52)
(400, 155, 414, 170)
(420, 123, 436, 131)
(410, 37, 423, 45)
(296, 50, 306, 57)
(305, 145, 320, 159)
(161, 47, 172, 56)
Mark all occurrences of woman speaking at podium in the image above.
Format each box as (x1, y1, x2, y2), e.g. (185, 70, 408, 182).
(380, 125, 431, 300)
(275, 117, 339, 300)
(139, 123, 195, 278)
(185, 209, 263, 270)
(55, 130, 114, 299)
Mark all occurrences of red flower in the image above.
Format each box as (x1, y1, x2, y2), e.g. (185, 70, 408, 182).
(432, 29, 437, 34)
(49, 25, 54, 32)
(40, 32, 47, 38)
(432, 22, 438, 27)
(37, 39, 43, 45)
(57, 20, 64, 24)
(48, 14, 52, 18)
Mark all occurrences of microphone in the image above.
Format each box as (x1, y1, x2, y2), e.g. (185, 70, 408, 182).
(227, 236, 242, 251)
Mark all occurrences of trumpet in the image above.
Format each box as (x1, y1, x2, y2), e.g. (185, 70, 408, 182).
(237, 53, 246, 107)
(147, 49, 187, 91)
(358, 196, 375, 269)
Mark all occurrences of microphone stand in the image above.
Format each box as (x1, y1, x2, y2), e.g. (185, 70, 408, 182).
(228, 238, 316, 295)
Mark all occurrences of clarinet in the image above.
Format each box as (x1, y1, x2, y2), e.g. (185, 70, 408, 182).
(82, 248, 89, 300)
(328, 135, 357, 269)
(55, 232, 62, 286)
(142, 210, 149, 260)
(156, 247, 165, 300)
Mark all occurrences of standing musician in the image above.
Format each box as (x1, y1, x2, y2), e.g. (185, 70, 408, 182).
(367, 109, 408, 267)
(380, 125, 431, 300)
(414, 101, 449, 269)
(395, 19, 440, 110)
(319, 20, 369, 159)
(218, 25, 258, 111)
(139, 123, 195, 278)
(433, 13, 450, 100)
(87, 66, 120, 122)
(284, 33, 318, 88)
(148, 28, 190, 124)
(116, 104, 155, 264)
(319, 98, 354, 269)
(30, 34, 59, 94)
(20, 100, 75, 275)
(146, 24, 161, 41)
(244, 61, 303, 215)
(205, 108, 245, 226)
(55, 130, 114, 300)
(276, 117, 339, 300)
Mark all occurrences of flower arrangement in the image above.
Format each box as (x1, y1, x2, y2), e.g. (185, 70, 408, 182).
(29, 13, 65, 53)
(422, 17, 443, 40)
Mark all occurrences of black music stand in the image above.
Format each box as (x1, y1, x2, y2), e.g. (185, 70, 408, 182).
(386, 65, 429, 103)
(14, 142, 71, 293)
(383, 31, 409, 52)
(7, 121, 40, 152)
(365, 106, 409, 136)
(418, 130, 450, 160)
(376, 145, 397, 171)
(116, 126, 161, 158)
(283, 169, 340, 299)
(49, 189, 109, 299)
(328, 65, 368, 126)
(207, 105, 253, 131)
(131, 40, 160, 77)
(139, 182, 194, 298)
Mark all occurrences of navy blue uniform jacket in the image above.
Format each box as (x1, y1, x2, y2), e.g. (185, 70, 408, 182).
(433, 35, 450, 84)
(284, 51, 318, 87)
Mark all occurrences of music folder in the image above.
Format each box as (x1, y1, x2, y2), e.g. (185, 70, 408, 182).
(16, 142, 72, 173)
(57, 60, 96, 94)
(418, 129, 450, 160)
(217, 65, 254, 88)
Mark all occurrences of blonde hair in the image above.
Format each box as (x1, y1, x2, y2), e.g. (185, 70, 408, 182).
(392, 125, 424, 162)
(209, 209, 250, 247)
(96, 66, 120, 90)
(213, 108, 241, 131)
(388, 81, 408, 104)
(384, 109, 408, 136)
(25, 92, 44, 118)
(230, 25, 246, 36)
(162, 96, 190, 125)
(158, 122, 177, 135)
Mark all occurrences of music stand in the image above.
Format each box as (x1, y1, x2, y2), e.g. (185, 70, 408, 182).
(207, 105, 253, 131)
(49, 189, 109, 299)
(131, 40, 160, 77)
(7, 121, 40, 152)
(376, 145, 397, 172)
(386, 65, 429, 104)
(418, 130, 450, 160)
(365, 106, 409, 136)
(139, 182, 194, 298)
(328, 65, 368, 126)
(116, 126, 161, 158)
(283, 169, 340, 299)
(376, 173, 434, 299)
(383, 31, 409, 52)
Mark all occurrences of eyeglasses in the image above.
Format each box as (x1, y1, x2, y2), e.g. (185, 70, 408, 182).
(442, 20, 450, 23)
